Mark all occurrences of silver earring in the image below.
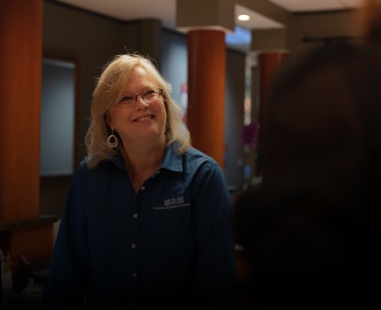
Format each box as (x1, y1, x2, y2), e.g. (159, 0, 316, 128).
(107, 130, 118, 148)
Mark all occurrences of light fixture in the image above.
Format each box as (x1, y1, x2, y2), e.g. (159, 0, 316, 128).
(238, 14, 250, 21)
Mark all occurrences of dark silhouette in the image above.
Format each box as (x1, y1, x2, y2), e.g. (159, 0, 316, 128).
(234, 0, 381, 307)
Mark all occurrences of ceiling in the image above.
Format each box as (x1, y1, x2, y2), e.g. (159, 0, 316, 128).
(53, 0, 363, 53)
(54, 0, 363, 31)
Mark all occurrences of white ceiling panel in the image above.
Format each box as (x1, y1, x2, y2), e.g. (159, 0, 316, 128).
(56, 0, 364, 30)
(267, 0, 362, 12)
(339, 0, 364, 8)
(57, 0, 177, 29)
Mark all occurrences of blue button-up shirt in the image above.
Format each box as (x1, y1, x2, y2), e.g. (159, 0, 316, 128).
(41, 144, 237, 306)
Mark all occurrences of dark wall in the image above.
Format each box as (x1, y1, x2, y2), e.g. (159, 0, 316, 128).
(41, 1, 142, 217)
(43, 1, 140, 162)
(160, 29, 188, 105)
(225, 49, 245, 189)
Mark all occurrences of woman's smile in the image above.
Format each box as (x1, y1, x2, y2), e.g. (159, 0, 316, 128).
(133, 114, 154, 122)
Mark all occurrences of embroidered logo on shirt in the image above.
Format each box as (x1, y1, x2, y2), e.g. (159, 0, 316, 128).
(153, 196, 191, 210)
(164, 196, 184, 206)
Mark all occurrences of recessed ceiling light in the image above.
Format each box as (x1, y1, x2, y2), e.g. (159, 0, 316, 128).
(238, 14, 250, 21)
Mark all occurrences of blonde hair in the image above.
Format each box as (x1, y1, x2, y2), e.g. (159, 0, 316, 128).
(85, 53, 191, 169)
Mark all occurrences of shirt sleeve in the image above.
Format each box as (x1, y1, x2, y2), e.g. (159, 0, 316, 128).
(41, 162, 90, 307)
(190, 160, 238, 305)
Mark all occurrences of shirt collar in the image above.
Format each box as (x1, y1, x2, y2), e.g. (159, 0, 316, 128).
(160, 143, 183, 172)
(111, 155, 125, 170)
(109, 143, 183, 172)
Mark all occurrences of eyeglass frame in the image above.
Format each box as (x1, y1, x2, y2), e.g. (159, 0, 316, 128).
(117, 88, 163, 107)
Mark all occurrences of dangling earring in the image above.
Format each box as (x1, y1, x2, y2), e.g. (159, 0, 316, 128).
(107, 130, 118, 148)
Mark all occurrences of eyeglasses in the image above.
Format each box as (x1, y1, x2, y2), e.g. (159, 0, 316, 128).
(118, 88, 163, 107)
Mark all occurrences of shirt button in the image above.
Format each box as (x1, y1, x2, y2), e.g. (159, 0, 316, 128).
(141, 186, 145, 190)
(133, 213, 138, 218)
(131, 244, 136, 248)
(133, 273, 137, 278)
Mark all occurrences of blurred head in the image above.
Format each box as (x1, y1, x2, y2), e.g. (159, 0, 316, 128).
(85, 53, 191, 169)
(357, 0, 381, 43)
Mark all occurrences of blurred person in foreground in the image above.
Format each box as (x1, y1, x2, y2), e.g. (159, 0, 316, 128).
(41, 53, 237, 307)
(234, 0, 381, 307)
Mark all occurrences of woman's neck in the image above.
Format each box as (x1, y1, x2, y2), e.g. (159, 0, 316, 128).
(128, 144, 165, 174)
(122, 138, 166, 194)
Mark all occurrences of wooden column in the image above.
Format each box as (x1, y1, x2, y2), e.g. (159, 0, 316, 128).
(0, 0, 54, 292)
(186, 29, 226, 168)
(0, 0, 42, 221)
(256, 51, 289, 175)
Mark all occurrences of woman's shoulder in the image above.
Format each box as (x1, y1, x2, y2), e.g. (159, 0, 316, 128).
(75, 157, 120, 174)
(185, 147, 218, 164)
(182, 147, 224, 176)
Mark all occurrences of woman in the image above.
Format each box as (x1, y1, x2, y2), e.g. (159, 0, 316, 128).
(41, 54, 237, 307)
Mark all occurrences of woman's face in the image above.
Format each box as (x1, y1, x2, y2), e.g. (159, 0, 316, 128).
(106, 66, 166, 148)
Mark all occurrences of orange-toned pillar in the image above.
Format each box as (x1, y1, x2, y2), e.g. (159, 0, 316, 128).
(0, 0, 42, 221)
(0, 0, 54, 291)
(256, 51, 289, 175)
(176, 0, 234, 169)
(186, 30, 226, 168)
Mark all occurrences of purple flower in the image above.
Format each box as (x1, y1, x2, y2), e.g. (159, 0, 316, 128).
(241, 121, 260, 149)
